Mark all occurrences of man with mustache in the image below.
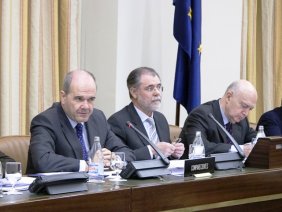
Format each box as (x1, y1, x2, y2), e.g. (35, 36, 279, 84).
(27, 70, 135, 174)
(108, 67, 184, 160)
(179, 80, 257, 159)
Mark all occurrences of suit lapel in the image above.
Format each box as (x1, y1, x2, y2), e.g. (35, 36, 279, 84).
(153, 114, 162, 140)
(128, 103, 150, 146)
(85, 118, 95, 150)
(57, 104, 83, 159)
(212, 101, 228, 142)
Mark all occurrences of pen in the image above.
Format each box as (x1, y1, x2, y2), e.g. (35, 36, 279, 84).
(173, 138, 182, 144)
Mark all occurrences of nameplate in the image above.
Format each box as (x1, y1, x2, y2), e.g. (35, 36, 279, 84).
(184, 157, 215, 177)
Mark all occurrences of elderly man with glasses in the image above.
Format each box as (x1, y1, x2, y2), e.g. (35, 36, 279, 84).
(108, 67, 184, 160)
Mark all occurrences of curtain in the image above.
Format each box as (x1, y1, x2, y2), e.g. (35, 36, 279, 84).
(241, 0, 282, 123)
(0, 0, 81, 136)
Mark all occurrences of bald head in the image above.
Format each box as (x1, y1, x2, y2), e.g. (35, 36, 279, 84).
(224, 79, 257, 99)
(60, 69, 97, 123)
(63, 69, 96, 94)
(220, 80, 257, 124)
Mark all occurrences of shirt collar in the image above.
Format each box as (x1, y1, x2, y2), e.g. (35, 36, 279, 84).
(67, 116, 85, 129)
(219, 102, 229, 125)
(134, 105, 154, 123)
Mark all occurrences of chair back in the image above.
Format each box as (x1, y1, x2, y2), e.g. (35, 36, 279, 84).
(0, 135, 30, 175)
(169, 125, 182, 142)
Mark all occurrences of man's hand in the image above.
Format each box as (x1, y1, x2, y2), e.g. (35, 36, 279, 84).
(153, 142, 176, 157)
(243, 143, 253, 157)
(171, 142, 185, 158)
(102, 148, 112, 167)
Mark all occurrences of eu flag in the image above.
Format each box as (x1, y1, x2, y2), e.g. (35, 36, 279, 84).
(173, 0, 202, 113)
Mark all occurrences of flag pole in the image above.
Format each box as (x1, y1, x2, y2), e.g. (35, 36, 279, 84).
(175, 103, 180, 126)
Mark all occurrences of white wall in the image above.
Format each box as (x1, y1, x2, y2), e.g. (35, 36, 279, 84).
(81, 0, 118, 115)
(81, 0, 242, 127)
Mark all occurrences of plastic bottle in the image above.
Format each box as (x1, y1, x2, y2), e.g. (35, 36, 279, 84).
(190, 131, 205, 159)
(253, 125, 266, 144)
(88, 136, 104, 182)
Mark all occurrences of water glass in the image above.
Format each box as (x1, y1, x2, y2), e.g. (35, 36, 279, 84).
(5, 162, 22, 195)
(109, 152, 127, 181)
(189, 144, 194, 159)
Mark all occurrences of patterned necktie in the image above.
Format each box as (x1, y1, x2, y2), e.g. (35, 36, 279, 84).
(75, 123, 88, 161)
(225, 122, 233, 144)
(146, 118, 159, 144)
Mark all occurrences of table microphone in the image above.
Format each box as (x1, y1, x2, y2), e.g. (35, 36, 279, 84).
(126, 121, 170, 165)
(208, 113, 245, 158)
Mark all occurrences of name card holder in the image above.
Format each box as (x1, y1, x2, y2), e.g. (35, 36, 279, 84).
(245, 136, 282, 169)
(184, 157, 215, 177)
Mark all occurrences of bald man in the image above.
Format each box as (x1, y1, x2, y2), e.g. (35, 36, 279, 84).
(180, 80, 257, 158)
(27, 70, 135, 174)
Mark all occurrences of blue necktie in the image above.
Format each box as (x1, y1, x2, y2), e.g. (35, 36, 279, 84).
(75, 123, 88, 161)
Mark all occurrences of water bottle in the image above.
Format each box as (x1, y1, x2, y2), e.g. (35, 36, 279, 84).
(253, 125, 266, 144)
(190, 131, 205, 159)
(88, 136, 104, 182)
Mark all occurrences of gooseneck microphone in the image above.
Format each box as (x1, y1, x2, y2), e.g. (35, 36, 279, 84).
(126, 121, 170, 165)
(208, 113, 245, 158)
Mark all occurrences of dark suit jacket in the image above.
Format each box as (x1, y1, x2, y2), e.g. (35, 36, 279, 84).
(108, 102, 170, 160)
(27, 102, 135, 174)
(180, 100, 257, 158)
(257, 106, 282, 136)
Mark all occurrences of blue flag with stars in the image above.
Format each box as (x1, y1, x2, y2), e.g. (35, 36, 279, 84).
(173, 0, 202, 113)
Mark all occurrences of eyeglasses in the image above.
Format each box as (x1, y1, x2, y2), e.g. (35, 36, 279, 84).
(143, 84, 163, 92)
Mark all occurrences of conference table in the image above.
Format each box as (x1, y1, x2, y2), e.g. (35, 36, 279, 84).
(0, 167, 282, 211)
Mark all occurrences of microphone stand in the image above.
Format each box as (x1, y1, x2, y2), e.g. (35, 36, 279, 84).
(126, 121, 170, 165)
(208, 113, 245, 158)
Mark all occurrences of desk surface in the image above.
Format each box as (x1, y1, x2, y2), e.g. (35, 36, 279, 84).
(1, 167, 282, 211)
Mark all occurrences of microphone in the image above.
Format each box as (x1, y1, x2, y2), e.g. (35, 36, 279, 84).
(126, 121, 170, 165)
(208, 113, 245, 158)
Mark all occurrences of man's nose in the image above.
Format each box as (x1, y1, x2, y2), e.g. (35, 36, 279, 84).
(81, 100, 90, 108)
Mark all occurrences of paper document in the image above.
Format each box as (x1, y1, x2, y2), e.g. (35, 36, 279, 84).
(168, 160, 185, 176)
(1, 177, 36, 191)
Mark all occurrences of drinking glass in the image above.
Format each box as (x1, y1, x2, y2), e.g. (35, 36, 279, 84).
(5, 162, 22, 195)
(0, 162, 3, 197)
(189, 144, 195, 159)
(109, 152, 127, 181)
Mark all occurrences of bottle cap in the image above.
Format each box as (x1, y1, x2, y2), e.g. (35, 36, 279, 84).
(196, 131, 201, 136)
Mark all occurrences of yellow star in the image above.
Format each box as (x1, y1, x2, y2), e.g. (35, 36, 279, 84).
(187, 7, 192, 20)
(197, 44, 203, 55)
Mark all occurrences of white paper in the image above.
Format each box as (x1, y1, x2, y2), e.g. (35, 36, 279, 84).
(168, 160, 185, 176)
(1, 176, 36, 191)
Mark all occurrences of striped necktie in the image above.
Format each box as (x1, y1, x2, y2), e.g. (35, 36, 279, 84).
(146, 118, 159, 144)
(75, 123, 88, 161)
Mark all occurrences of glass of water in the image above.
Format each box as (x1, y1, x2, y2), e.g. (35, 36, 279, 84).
(109, 152, 127, 181)
(5, 162, 22, 195)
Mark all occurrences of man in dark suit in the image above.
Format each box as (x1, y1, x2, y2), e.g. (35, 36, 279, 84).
(180, 80, 257, 158)
(257, 106, 282, 136)
(108, 67, 184, 160)
(27, 70, 135, 174)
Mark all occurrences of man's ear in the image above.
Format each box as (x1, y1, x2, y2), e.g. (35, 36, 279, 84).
(130, 87, 137, 99)
(226, 90, 233, 101)
(60, 90, 66, 103)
